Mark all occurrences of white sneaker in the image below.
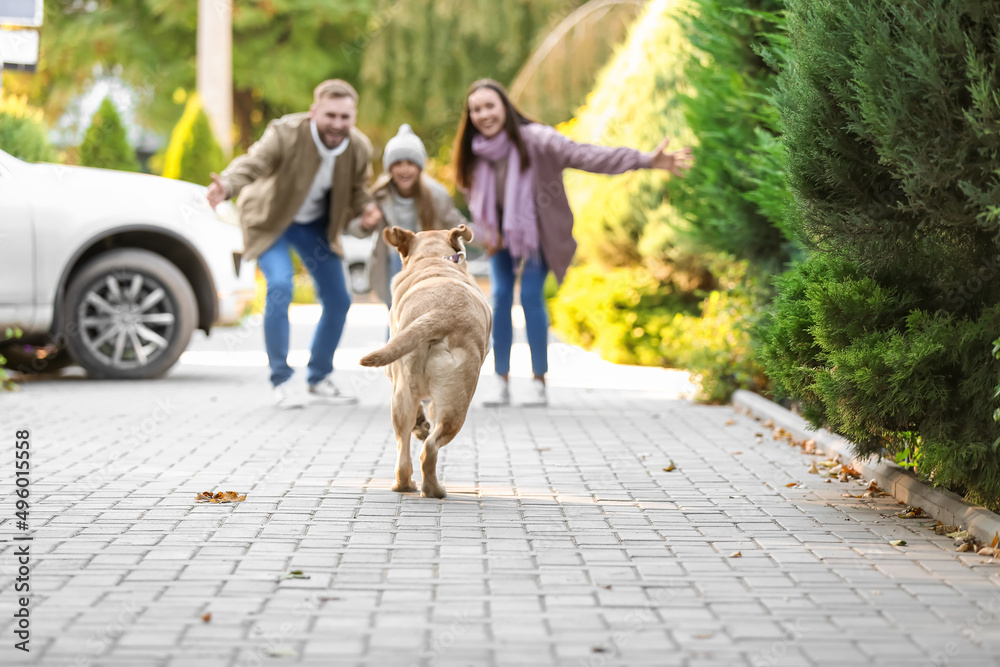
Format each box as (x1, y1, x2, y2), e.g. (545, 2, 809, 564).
(308, 376, 358, 405)
(482, 375, 511, 407)
(521, 378, 548, 407)
(272, 383, 307, 409)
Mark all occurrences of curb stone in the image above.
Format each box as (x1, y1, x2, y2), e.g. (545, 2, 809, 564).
(732, 389, 1000, 547)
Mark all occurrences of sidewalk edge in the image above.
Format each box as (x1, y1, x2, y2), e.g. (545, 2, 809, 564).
(732, 390, 1000, 545)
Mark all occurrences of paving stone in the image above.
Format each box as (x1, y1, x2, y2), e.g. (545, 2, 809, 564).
(3, 304, 1000, 667)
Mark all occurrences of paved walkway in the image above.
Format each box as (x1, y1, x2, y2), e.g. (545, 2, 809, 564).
(2, 304, 999, 667)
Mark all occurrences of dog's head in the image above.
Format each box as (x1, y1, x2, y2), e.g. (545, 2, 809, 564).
(383, 225, 474, 266)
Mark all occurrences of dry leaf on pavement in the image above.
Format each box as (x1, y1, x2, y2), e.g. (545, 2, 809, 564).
(785, 482, 801, 488)
(201, 613, 212, 622)
(663, 461, 676, 472)
(728, 551, 742, 558)
(889, 540, 907, 547)
(725, 419, 736, 426)
(278, 570, 311, 581)
(992, 532, 999, 549)
(196, 491, 247, 503)
(807, 462, 819, 474)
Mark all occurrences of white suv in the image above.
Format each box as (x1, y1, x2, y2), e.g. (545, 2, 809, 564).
(0, 149, 256, 379)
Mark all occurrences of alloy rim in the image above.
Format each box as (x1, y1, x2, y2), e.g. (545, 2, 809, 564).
(77, 271, 176, 370)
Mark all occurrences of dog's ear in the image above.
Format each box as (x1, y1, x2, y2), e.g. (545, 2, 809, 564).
(450, 224, 473, 249)
(383, 226, 415, 257)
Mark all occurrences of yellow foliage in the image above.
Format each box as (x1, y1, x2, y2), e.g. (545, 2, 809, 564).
(0, 94, 45, 123)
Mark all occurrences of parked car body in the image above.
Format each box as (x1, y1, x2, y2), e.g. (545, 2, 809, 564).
(0, 149, 256, 379)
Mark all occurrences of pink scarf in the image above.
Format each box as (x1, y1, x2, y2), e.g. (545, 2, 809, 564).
(469, 130, 539, 260)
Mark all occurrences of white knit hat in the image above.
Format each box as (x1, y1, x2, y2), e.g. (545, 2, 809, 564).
(382, 123, 427, 171)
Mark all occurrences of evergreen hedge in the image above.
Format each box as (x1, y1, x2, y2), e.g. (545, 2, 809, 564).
(760, 0, 1000, 508)
(548, 0, 788, 401)
(162, 93, 224, 186)
(79, 97, 140, 172)
(0, 95, 56, 163)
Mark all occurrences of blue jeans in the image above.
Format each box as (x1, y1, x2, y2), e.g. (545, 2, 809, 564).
(386, 251, 403, 340)
(489, 249, 549, 377)
(256, 217, 352, 387)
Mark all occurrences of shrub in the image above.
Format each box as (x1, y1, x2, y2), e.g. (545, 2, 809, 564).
(679, 1, 795, 273)
(162, 93, 224, 186)
(78, 97, 140, 172)
(548, 0, 791, 401)
(0, 95, 56, 163)
(760, 0, 1000, 508)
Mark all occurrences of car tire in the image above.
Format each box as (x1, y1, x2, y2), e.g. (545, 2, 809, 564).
(348, 262, 370, 294)
(62, 249, 197, 379)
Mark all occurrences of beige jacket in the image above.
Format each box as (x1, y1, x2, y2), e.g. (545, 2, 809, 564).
(347, 174, 469, 305)
(220, 112, 374, 261)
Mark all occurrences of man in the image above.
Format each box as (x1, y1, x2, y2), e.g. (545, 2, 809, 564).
(207, 79, 382, 407)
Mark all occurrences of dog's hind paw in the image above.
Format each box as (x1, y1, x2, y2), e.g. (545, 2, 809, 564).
(420, 483, 447, 499)
(392, 480, 418, 493)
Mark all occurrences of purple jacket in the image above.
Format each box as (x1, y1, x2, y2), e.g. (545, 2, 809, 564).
(507, 123, 653, 283)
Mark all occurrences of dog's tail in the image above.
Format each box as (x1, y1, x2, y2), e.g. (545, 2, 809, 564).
(360, 313, 444, 367)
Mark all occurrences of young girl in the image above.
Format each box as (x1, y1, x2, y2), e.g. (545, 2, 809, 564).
(452, 79, 693, 407)
(349, 123, 469, 309)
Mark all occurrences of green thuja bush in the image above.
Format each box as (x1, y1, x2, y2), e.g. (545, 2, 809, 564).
(549, 0, 790, 400)
(79, 97, 140, 171)
(0, 95, 56, 163)
(679, 0, 795, 273)
(761, 0, 1000, 508)
(162, 93, 224, 186)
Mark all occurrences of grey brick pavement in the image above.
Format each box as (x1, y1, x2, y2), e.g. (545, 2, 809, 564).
(1, 304, 999, 667)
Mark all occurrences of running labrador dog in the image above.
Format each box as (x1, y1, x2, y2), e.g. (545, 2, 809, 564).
(360, 224, 491, 499)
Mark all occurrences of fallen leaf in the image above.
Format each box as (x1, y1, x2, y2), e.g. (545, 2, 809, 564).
(957, 543, 972, 553)
(725, 419, 736, 426)
(693, 632, 715, 640)
(785, 482, 801, 488)
(728, 551, 742, 558)
(889, 540, 907, 547)
(754, 432, 764, 438)
(993, 532, 999, 549)
(897, 507, 926, 519)
(762, 419, 774, 429)
(601, 584, 612, 590)
(592, 647, 607, 653)
(730, 451, 743, 455)
(201, 612, 212, 622)
(807, 462, 819, 474)
(663, 461, 676, 472)
(947, 530, 968, 540)
(978, 547, 995, 557)
(278, 570, 311, 581)
(838, 472, 849, 483)
(196, 490, 247, 504)
(317, 596, 341, 602)
(535, 447, 551, 452)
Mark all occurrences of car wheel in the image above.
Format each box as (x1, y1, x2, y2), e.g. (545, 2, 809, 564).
(348, 262, 370, 294)
(62, 249, 197, 379)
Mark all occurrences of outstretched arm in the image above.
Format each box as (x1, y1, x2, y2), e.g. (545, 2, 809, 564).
(208, 121, 284, 208)
(530, 124, 692, 177)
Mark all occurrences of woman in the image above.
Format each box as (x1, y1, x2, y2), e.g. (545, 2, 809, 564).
(349, 123, 469, 310)
(453, 79, 693, 407)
